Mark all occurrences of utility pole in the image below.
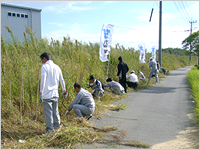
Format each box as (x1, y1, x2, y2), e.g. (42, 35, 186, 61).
(189, 20, 197, 61)
(158, 1, 162, 66)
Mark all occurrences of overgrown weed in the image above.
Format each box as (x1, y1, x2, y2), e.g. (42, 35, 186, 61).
(187, 65, 199, 125)
(1, 26, 198, 148)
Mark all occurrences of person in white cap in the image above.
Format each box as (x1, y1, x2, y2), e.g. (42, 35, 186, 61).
(126, 70, 138, 89)
(148, 57, 159, 83)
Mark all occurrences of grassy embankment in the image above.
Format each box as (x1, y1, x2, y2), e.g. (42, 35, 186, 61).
(187, 65, 199, 125)
(1, 25, 197, 148)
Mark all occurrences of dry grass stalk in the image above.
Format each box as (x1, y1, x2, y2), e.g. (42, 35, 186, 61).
(20, 73, 24, 124)
(9, 81, 12, 108)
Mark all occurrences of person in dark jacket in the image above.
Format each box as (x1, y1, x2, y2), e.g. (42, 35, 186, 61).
(86, 75, 104, 99)
(116, 56, 129, 93)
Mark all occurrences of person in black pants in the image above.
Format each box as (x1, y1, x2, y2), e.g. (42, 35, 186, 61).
(126, 70, 138, 89)
(116, 56, 129, 93)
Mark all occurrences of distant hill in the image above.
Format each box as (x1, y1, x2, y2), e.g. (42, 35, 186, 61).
(162, 48, 187, 56)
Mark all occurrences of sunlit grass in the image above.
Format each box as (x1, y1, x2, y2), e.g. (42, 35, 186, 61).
(1, 26, 198, 148)
(187, 65, 199, 125)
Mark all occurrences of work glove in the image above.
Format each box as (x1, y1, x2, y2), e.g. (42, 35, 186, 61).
(65, 110, 70, 116)
(63, 90, 68, 98)
(39, 93, 43, 103)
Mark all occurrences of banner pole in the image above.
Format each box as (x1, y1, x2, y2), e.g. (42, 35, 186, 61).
(106, 53, 111, 78)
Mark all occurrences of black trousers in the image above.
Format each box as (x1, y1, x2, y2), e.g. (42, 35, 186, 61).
(126, 81, 138, 89)
(119, 78, 127, 93)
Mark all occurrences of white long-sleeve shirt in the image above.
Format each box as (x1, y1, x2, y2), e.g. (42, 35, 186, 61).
(126, 73, 138, 83)
(40, 60, 66, 99)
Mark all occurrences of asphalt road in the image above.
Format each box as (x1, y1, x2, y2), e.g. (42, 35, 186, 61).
(79, 66, 195, 148)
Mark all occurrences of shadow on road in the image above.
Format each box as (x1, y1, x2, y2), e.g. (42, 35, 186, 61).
(168, 73, 186, 76)
(140, 86, 177, 94)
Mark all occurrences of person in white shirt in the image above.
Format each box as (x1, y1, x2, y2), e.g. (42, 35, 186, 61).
(65, 82, 95, 120)
(126, 70, 138, 89)
(103, 78, 125, 95)
(39, 52, 67, 136)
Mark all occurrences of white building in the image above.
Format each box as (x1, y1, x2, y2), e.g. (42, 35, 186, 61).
(1, 3, 42, 43)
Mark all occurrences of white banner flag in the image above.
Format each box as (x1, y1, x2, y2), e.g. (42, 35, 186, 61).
(99, 24, 113, 62)
(152, 46, 156, 61)
(138, 44, 146, 63)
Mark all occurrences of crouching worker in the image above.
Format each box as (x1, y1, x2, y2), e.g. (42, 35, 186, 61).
(103, 78, 125, 95)
(86, 75, 104, 99)
(65, 82, 95, 120)
(126, 70, 138, 89)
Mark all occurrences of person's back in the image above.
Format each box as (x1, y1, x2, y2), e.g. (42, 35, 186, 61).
(103, 81, 124, 92)
(78, 88, 95, 108)
(118, 62, 129, 79)
(148, 58, 159, 83)
(127, 73, 138, 83)
(66, 83, 95, 120)
(41, 60, 63, 99)
(40, 52, 66, 136)
(149, 60, 157, 71)
(117, 56, 129, 93)
(68, 88, 95, 113)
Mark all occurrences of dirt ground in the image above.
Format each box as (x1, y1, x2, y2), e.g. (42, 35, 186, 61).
(151, 113, 199, 149)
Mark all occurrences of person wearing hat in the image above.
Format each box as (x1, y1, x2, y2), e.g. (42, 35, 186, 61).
(116, 56, 129, 93)
(138, 70, 146, 80)
(103, 78, 125, 95)
(86, 75, 104, 99)
(148, 57, 159, 83)
(65, 82, 95, 120)
(126, 70, 138, 89)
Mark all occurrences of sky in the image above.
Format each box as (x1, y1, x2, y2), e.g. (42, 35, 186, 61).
(1, 1, 199, 52)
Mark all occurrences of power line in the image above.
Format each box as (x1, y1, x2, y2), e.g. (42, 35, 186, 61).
(173, 1, 190, 25)
(114, 25, 188, 32)
(180, 1, 191, 21)
(155, 2, 179, 30)
(184, 1, 194, 20)
(177, 1, 190, 21)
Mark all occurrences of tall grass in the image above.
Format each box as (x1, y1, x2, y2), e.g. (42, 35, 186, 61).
(1, 25, 198, 148)
(1, 25, 197, 122)
(187, 65, 199, 125)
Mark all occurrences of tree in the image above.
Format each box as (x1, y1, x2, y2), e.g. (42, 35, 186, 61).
(182, 31, 199, 61)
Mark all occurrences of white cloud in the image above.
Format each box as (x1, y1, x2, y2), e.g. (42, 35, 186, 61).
(42, 1, 96, 14)
(43, 21, 192, 52)
(40, 1, 198, 52)
(43, 29, 100, 45)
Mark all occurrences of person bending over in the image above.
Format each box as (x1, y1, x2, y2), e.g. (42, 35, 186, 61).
(103, 78, 125, 95)
(126, 70, 138, 89)
(65, 82, 95, 120)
